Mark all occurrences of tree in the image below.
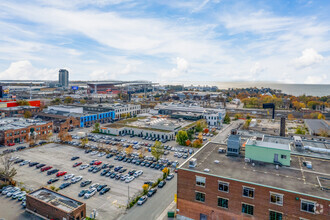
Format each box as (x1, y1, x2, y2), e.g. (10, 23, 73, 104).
(16, 100, 30, 106)
(117, 144, 123, 153)
(234, 114, 243, 120)
(203, 128, 209, 134)
(0, 154, 17, 185)
(318, 113, 325, 120)
(295, 127, 305, 135)
(151, 141, 164, 161)
(287, 114, 295, 120)
(195, 120, 207, 132)
(185, 139, 191, 146)
(176, 130, 188, 146)
(187, 129, 194, 140)
(81, 137, 89, 147)
(192, 139, 202, 148)
(93, 123, 100, 133)
(223, 113, 231, 124)
(162, 167, 169, 179)
(24, 111, 32, 118)
(80, 99, 87, 104)
(198, 132, 203, 142)
(51, 98, 62, 105)
(64, 96, 74, 104)
(138, 148, 145, 158)
(142, 184, 149, 194)
(125, 145, 133, 156)
(58, 130, 72, 143)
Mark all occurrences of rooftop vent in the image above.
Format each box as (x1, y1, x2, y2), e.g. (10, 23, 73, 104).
(204, 168, 210, 172)
(189, 158, 197, 168)
(214, 160, 220, 164)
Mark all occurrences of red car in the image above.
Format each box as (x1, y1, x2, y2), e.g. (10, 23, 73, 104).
(73, 162, 82, 167)
(8, 143, 15, 146)
(41, 166, 52, 172)
(56, 171, 67, 177)
(94, 161, 102, 166)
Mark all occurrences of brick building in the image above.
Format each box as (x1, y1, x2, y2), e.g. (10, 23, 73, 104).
(0, 106, 40, 117)
(0, 118, 52, 146)
(177, 142, 329, 220)
(26, 187, 86, 220)
(35, 112, 80, 133)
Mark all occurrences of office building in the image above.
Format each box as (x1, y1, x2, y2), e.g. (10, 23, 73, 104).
(177, 141, 329, 220)
(59, 69, 69, 88)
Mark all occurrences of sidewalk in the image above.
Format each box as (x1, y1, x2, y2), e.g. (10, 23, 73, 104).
(156, 200, 176, 220)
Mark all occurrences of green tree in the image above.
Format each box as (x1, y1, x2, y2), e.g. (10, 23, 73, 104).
(223, 113, 231, 124)
(295, 127, 305, 135)
(24, 110, 32, 118)
(80, 99, 87, 104)
(195, 120, 207, 132)
(92, 123, 100, 133)
(187, 129, 194, 140)
(176, 130, 188, 146)
(51, 98, 62, 105)
(151, 141, 164, 161)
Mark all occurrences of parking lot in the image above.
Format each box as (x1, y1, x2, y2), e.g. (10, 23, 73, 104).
(11, 143, 166, 220)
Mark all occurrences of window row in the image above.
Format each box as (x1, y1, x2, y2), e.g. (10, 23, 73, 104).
(195, 191, 316, 215)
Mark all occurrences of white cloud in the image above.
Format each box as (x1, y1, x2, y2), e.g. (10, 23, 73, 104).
(159, 57, 189, 79)
(250, 62, 265, 76)
(89, 70, 112, 80)
(304, 74, 327, 84)
(0, 61, 58, 80)
(294, 48, 324, 68)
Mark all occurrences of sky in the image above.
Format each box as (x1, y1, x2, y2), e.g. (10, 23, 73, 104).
(0, 0, 329, 84)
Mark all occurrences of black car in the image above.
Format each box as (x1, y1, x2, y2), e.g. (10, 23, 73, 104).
(115, 174, 122, 180)
(154, 164, 161, 169)
(114, 166, 123, 172)
(96, 184, 107, 192)
(158, 181, 166, 188)
(14, 159, 24, 164)
(101, 164, 109, 169)
(36, 163, 46, 169)
(47, 169, 59, 175)
(100, 169, 110, 176)
(16, 146, 26, 151)
(59, 182, 71, 189)
(108, 165, 114, 169)
(128, 170, 136, 176)
(78, 189, 88, 197)
(85, 149, 92, 153)
(106, 154, 113, 158)
(71, 156, 80, 161)
(88, 166, 96, 172)
(93, 167, 102, 173)
(145, 162, 151, 167)
(100, 187, 110, 195)
(47, 178, 59, 184)
(80, 180, 92, 187)
(147, 188, 157, 197)
(29, 162, 39, 167)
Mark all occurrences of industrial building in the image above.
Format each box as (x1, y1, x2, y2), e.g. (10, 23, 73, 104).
(0, 117, 52, 146)
(26, 187, 86, 220)
(177, 142, 329, 220)
(0, 106, 40, 117)
(304, 119, 329, 136)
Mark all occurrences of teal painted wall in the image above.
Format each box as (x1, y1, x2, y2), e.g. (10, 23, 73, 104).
(245, 144, 291, 166)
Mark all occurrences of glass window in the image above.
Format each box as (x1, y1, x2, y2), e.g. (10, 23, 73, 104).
(301, 200, 315, 213)
(217, 197, 228, 208)
(218, 181, 229, 192)
(270, 193, 283, 205)
(281, 155, 286, 159)
(242, 203, 254, 215)
(269, 211, 282, 220)
(196, 176, 206, 187)
(243, 187, 254, 198)
(195, 192, 205, 202)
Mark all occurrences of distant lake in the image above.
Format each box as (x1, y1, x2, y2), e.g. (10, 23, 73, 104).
(164, 81, 330, 97)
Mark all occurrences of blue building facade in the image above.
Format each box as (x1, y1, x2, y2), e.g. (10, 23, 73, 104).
(79, 111, 115, 128)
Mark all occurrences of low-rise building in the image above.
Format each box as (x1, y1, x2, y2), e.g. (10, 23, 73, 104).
(304, 119, 330, 136)
(0, 106, 40, 117)
(0, 117, 52, 146)
(26, 187, 86, 220)
(177, 142, 329, 220)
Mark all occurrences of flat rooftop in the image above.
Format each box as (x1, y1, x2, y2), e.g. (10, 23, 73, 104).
(246, 139, 291, 151)
(29, 188, 83, 213)
(181, 142, 330, 200)
(0, 117, 49, 131)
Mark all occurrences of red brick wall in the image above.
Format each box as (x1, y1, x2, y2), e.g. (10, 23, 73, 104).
(177, 169, 329, 220)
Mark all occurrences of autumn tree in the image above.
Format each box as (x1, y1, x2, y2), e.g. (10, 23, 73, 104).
(185, 139, 191, 146)
(287, 114, 295, 120)
(125, 145, 133, 157)
(16, 100, 30, 106)
(58, 130, 72, 143)
(142, 184, 149, 194)
(319, 129, 329, 137)
(192, 139, 202, 148)
(64, 96, 74, 104)
(81, 137, 89, 147)
(318, 113, 325, 120)
(203, 128, 209, 134)
(176, 130, 188, 146)
(151, 141, 164, 161)
(80, 99, 87, 104)
(24, 111, 32, 118)
(0, 154, 17, 185)
(51, 98, 62, 105)
(138, 148, 145, 158)
(93, 123, 100, 133)
(162, 167, 169, 179)
(195, 120, 207, 132)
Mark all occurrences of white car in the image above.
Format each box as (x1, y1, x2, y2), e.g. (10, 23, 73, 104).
(12, 191, 26, 199)
(98, 152, 106, 157)
(71, 176, 83, 183)
(7, 188, 20, 197)
(120, 174, 129, 181)
(90, 151, 98, 155)
(64, 174, 75, 180)
(133, 170, 143, 178)
(80, 164, 89, 170)
(125, 176, 134, 183)
(84, 188, 97, 199)
(20, 160, 30, 166)
(89, 183, 99, 189)
(9, 156, 19, 162)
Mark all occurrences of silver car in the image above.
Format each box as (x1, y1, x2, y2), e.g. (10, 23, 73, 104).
(84, 188, 97, 199)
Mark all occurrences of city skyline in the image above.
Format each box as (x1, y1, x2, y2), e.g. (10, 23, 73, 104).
(0, 0, 329, 84)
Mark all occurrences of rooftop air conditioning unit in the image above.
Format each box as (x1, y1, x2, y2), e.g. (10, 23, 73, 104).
(189, 158, 197, 168)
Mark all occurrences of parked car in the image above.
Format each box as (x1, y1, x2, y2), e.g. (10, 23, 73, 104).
(89, 183, 99, 189)
(137, 196, 148, 205)
(59, 182, 71, 189)
(71, 156, 80, 161)
(100, 187, 110, 195)
(166, 174, 174, 181)
(78, 189, 88, 197)
(147, 188, 157, 197)
(36, 163, 46, 169)
(56, 171, 67, 177)
(14, 159, 24, 164)
(47, 178, 60, 184)
(73, 162, 82, 167)
(71, 176, 83, 184)
(41, 166, 52, 172)
(29, 162, 39, 167)
(158, 181, 166, 188)
(64, 174, 75, 180)
(94, 161, 102, 166)
(88, 166, 96, 172)
(47, 169, 59, 175)
(20, 160, 30, 166)
(125, 176, 134, 183)
(80, 164, 89, 170)
(96, 184, 107, 192)
(93, 167, 102, 173)
(84, 188, 97, 199)
(80, 180, 92, 187)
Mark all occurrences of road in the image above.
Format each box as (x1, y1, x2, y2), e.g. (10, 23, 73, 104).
(212, 120, 243, 143)
(119, 175, 177, 220)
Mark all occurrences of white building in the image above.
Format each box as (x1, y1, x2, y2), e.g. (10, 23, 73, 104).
(202, 110, 225, 127)
(48, 105, 83, 114)
(112, 104, 141, 119)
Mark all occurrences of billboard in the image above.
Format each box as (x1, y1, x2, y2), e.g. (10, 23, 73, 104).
(0, 86, 10, 98)
(71, 86, 79, 90)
